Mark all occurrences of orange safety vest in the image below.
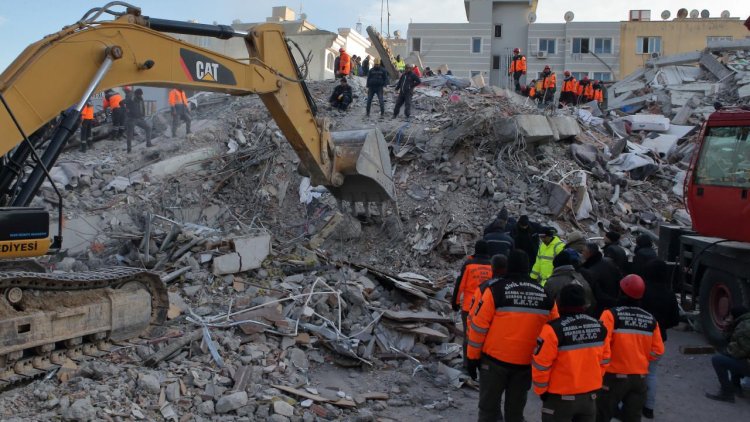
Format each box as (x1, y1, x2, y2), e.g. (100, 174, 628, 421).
(532, 313, 610, 395)
(578, 82, 594, 100)
(528, 86, 536, 98)
(509, 55, 527, 74)
(456, 257, 493, 312)
(339, 52, 351, 75)
(103, 93, 122, 109)
(593, 87, 604, 102)
(467, 277, 558, 365)
(81, 104, 94, 121)
(542, 73, 557, 90)
(562, 77, 578, 93)
(600, 306, 664, 375)
(169, 89, 188, 106)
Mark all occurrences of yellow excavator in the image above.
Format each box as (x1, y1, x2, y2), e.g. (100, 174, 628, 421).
(0, 3, 394, 386)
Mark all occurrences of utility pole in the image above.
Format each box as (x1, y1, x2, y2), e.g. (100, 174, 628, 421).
(380, 0, 384, 34)
(387, 0, 390, 38)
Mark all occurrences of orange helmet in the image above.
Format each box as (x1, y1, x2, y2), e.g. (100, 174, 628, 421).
(620, 274, 645, 299)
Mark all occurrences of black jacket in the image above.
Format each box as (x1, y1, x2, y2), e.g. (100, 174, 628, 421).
(396, 71, 420, 95)
(580, 252, 622, 317)
(123, 95, 146, 119)
(329, 85, 353, 104)
(483, 231, 515, 258)
(632, 246, 657, 277)
(641, 261, 680, 341)
(512, 224, 540, 263)
(603, 243, 628, 273)
(367, 66, 388, 89)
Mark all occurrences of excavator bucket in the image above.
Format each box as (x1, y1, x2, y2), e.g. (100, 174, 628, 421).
(328, 128, 395, 203)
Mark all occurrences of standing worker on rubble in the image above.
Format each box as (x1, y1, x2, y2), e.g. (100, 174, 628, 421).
(540, 66, 557, 106)
(393, 64, 421, 120)
(395, 54, 406, 73)
(103, 89, 125, 140)
(577, 76, 594, 105)
(362, 55, 371, 76)
(452, 240, 493, 369)
(337, 48, 351, 78)
(597, 275, 664, 422)
(80, 100, 95, 152)
(365, 58, 388, 118)
(122, 88, 153, 153)
(533, 283, 610, 422)
(169, 87, 191, 137)
(531, 227, 565, 286)
(508, 48, 527, 93)
(559, 71, 578, 107)
(592, 80, 604, 107)
(466, 250, 558, 422)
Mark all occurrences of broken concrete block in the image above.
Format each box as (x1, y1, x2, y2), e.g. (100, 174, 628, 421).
(622, 115, 670, 132)
(213, 253, 241, 275)
(706, 38, 750, 52)
(613, 80, 646, 94)
(699, 52, 732, 80)
(607, 95, 652, 111)
(212, 234, 270, 275)
(647, 51, 701, 67)
(739, 84, 750, 99)
(513, 115, 554, 144)
(546, 116, 581, 141)
(546, 182, 571, 217)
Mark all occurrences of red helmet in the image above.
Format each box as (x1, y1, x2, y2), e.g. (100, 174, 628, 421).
(594, 80, 600, 84)
(339, 47, 345, 52)
(513, 48, 520, 54)
(564, 70, 571, 76)
(544, 65, 551, 71)
(620, 274, 645, 299)
(582, 75, 589, 81)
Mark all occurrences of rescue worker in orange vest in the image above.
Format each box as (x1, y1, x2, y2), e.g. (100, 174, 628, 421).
(592, 80, 604, 107)
(338, 48, 351, 78)
(509, 47, 527, 93)
(169, 88, 191, 137)
(80, 100, 95, 152)
(533, 283, 610, 422)
(527, 81, 536, 100)
(540, 65, 557, 106)
(560, 70, 578, 107)
(453, 240, 493, 369)
(597, 275, 665, 422)
(103, 89, 125, 139)
(467, 250, 559, 422)
(577, 76, 594, 104)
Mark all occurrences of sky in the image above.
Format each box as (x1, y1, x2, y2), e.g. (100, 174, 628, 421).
(0, 1, 745, 69)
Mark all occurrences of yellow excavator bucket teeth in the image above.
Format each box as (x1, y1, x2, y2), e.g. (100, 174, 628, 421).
(328, 128, 395, 203)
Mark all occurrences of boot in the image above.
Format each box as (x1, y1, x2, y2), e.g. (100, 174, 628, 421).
(642, 407, 654, 419)
(705, 391, 735, 403)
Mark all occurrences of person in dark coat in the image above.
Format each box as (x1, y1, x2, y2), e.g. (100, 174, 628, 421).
(603, 231, 628, 272)
(482, 208, 515, 258)
(632, 234, 658, 276)
(329, 77, 353, 111)
(362, 56, 371, 76)
(365, 59, 388, 117)
(640, 259, 680, 418)
(579, 242, 622, 317)
(122, 88, 152, 153)
(544, 249, 595, 310)
(393, 64, 420, 119)
(511, 215, 540, 262)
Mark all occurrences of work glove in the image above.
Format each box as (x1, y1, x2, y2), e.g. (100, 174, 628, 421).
(540, 392, 549, 402)
(452, 302, 460, 312)
(338, 94, 343, 100)
(466, 359, 480, 381)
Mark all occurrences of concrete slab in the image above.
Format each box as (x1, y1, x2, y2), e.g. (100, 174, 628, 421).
(50, 215, 104, 255)
(213, 233, 271, 275)
(547, 115, 581, 141)
(607, 94, 653, 111)
(706, 38, 750, 52)
(699, 53, 733, 80)
(664, 124, 697, 139)
(141, 147, 217, 179)
(642, 133, 680, 158)
(671, 91, 703, 107)
(514, 115, 554, 144)
(647, 51, 702, 67)
(610, 68, 646, 91)
(622, 115, 670, 132)
(670, 82, 721, 95)
(613, 80, 645, 94)
(739, 84, 750, 99)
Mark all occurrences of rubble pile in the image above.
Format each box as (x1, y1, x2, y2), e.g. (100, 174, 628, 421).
(4, 49, 741, 417)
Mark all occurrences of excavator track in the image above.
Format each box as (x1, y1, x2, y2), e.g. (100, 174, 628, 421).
(0, 267, 168, 391)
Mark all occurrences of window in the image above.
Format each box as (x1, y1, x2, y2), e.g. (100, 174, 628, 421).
(707, 36, 733, 43)
(471, 37, 482, 53)
(492, 55, 500, 70)
(471, 71, 481, 77)
(325, 52, 334, 71)
(572, 38, 589, 54)
(412, 37, 421, 52)
(629, 10, 651, 21)
(593, 72, 612, 81)
(539, 38, 556, 54)
(594, 38, 612, 54)
(571, 72, 588, 81)
(694, 126, 750, 188)
(494, 25, 502, 38)
(636, 36, 661, 54)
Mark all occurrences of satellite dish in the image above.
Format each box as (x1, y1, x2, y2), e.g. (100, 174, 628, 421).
(300, 12, 308, 20)
(661, 10, 671, 20)
(720, 10, 730, 18)
(689, 9, 699, 18)
(564, 11, 575, 22)
(677, 8, 688, 18)
(394, 30, 402, 39)
(701, 9, 710, 18)
(528, 12, 537, 23)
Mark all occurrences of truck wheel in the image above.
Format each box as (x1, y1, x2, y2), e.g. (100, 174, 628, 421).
(698, 269, 747, 347)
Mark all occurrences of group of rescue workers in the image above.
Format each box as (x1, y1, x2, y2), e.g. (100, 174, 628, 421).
(452, 208, 750, 421)
(508, 48, 604, 108)
(79, 86, 192, 153)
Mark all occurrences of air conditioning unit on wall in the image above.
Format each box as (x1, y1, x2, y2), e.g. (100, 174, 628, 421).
(537, 51, 548, 58)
